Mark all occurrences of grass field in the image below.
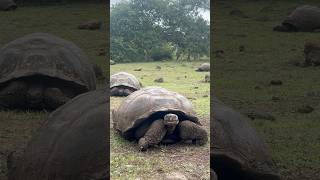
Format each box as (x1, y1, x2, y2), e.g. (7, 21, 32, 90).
(0, 3, 107, 179)
(110, 61, 210, 179)
(213, 0, 320, 179)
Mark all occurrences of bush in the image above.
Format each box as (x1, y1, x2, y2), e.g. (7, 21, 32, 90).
(150, 44, 173, 61)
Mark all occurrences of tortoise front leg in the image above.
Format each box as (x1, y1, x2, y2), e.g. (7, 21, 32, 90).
(138, 119, 167, 151)
(177, 120, 208, 145)
(123, 89, 133, 96)
(44, 88, 71, 110)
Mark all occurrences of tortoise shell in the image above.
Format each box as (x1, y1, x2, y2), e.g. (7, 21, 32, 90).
(0, 33, 96, 92)
(283, 5, 320, 31)
(110, 72, 141, 90)
(8, 89, 109, 180)
(211, 95, 280, 180)
(0, 0, 16, 11)
(197, 63, 210, 71)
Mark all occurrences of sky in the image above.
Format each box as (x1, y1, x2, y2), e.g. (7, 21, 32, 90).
(110, 0, 210, 22)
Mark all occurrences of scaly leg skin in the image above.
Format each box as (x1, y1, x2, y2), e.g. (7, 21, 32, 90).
(134, 120, 152, 139)
(138, 119, 167, 151)
(123, 89, 133, 96)
(44, 87, 71, 110)
(0, 81, 28, 109)
(177, 120, 208, 145)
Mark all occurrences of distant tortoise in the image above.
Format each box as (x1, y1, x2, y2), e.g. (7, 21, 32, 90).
(8, 89, 108, 180)
(196, 63, 210, 72)
(211, 95, 281, 180)
(274, 5, 320, 32)
(0, 0, 17, 11)
(110, 72, 141, 96)
(0, 33, 96, 110)
(113, 87, 208, 151)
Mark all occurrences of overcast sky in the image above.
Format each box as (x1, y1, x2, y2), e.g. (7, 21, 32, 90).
(110, 0, 210, 22)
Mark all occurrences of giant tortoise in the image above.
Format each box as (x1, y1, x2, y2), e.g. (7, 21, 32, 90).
(0, 33, 96, 110)
(0, 0, 16, 11)
(8, 89, 108, 180)
(274, 5, 320, 32)
(113, 86, 208, 151)
(110, 72, 141, 96)
(211, 95, 281, 180)
(196, 63, 210, 72)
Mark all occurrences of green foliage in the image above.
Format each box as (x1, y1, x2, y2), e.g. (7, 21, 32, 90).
(150, 43, 174, 61)
(111, 0, 209, 62)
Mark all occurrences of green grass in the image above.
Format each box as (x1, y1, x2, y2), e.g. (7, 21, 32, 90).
(0, 3, 107, 180)
(213, 0, 320, 179)
(110, 61, 210, 179)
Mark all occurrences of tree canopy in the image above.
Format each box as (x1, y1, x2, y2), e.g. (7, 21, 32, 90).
(110, 0, 210, 62)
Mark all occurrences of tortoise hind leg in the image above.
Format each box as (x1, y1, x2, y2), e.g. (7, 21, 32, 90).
(44, 87, 70, 110)
(177, 120, 208, 145)
(0, 81, 28, 109)
(138, 119, 167, 151)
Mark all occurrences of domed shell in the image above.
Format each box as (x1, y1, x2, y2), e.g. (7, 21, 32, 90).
(198, 63, 210, 71)
(283, 5, 320, 31)
(0, 33, 96, 92)
(0, 0, 16, 10)
(113, 87, 199, 138)
(110, 72, 141, 90)
(8, 89, 108, 180)
(211, 95, 280, 180)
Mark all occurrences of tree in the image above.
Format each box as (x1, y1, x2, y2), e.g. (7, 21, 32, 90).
(110, 0, 209, 62)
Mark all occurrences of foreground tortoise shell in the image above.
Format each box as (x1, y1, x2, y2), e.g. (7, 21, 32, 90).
(196, 63, 210, 72)
(0, 0, 16, 11)
(8, 89, 108, 180)
(0, 33, 96, 92)
(211, 95, 280, 180)
(110, 72, 141, 96)
(113, 86, 200, 139)
(274, 5, 320, 32)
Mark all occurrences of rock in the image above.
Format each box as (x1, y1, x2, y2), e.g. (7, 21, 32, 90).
(110, 60, 116, 65)
(254, 86, 261, 90)
(304, 42, 320, 66)
(134, 68, 142, 71)
(156, 65, 161, 70)
(247, 111, 276, 121)
(271, 96, 280, 101)
(78, 20, 102, 30)
(154, 77, 164, 83)
(229, 9, 248, 18)
(239, 45, 245, 52)
(270, 80, 283, 86)
(297, 105, 314, 113)
(166, 172, 188, 180)
(204, 74, 210, 83)
(203, 95, 208, 97)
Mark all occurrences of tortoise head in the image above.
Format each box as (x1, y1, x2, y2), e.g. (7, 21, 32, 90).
(163, 113, 179, 134)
